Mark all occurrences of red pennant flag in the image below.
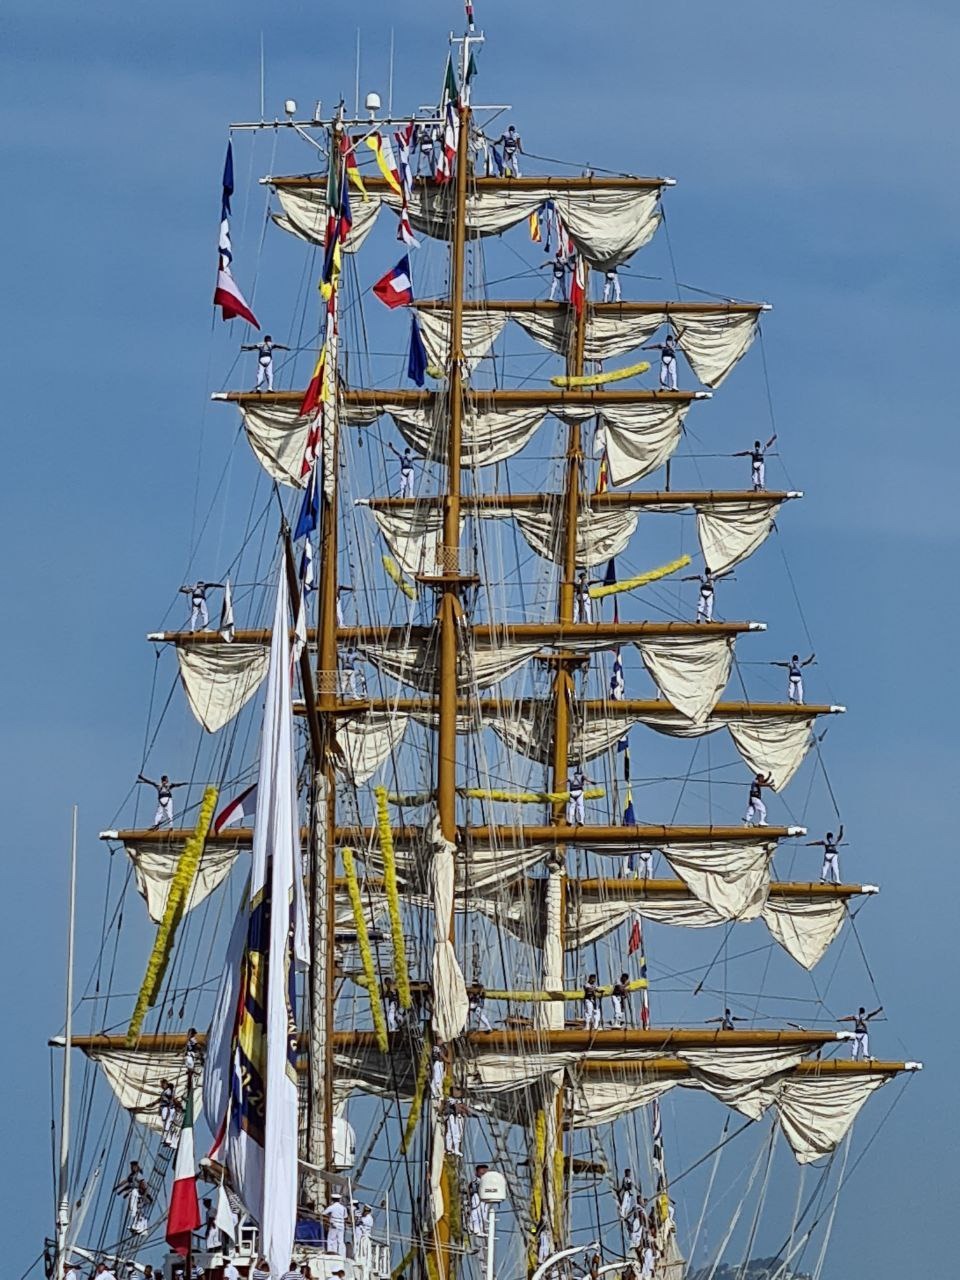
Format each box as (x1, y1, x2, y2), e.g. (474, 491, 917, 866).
(627, 915, 642, 956)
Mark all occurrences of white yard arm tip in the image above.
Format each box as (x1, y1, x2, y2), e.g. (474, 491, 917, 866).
(905, 1062, 923, 1071)
(49, 1035, 67, 1046)
(355, 498, 371, 507)
(829, 705, 847, 714)
(532, 1242, 600, 1280)
(760, 303, 774, 311)
(211, 392, 229, 401)
(99, 830, 120, 841)
(748, 622, 768, 631)
(693, 391, 713, 400)
(786, 826, 808, 837)
(146, 632, 169, 642)
(862, 884, 880, 895)
(786, 491, 804, 500)
(663, 177, 677, 186)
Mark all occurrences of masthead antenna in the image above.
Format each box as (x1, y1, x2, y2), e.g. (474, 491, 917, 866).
(259, 31, 265, 121)
(388, 27, 395, 117)
(354, 28, 361, 118)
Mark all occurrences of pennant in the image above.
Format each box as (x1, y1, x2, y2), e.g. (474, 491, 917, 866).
(214, 266, 259, 328)
(214, 783, 258, 833)
(465, 1, 476, 32)
(345, 148, 369, 201)
(373, 256, 414, 309)
(394, 122, 417, 197)
(622, 743, 631, 780)
(299, 538, 316, 596)
(623, 788, 636, 826)
(442, 55, 459, 108)
(595, 450, 610, 494)
(397, 197, 420, 249)
(408, 315, 428, 387)
(364, 133, 402, 194)
(436, 102, 459, 184)
(610, 648, 625, 702)
(165, 1087, 201, 1255)
(604, 557, 617, 587)
(294, 465, 320, 539)
(570, 253, 586, 316)
(292, 594, 307, 668)
(466, 49, 478, 83)
(298, 345, 326, 420)
(221, 567, 309, 1278)
(215, 1183, 237, 1242)
(528, 209, 542, 243)
(627, 915, 642, 956)
(219, 578, 235, 643)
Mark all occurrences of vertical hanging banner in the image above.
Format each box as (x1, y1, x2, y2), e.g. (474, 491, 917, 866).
(215, 565, 309, 1278)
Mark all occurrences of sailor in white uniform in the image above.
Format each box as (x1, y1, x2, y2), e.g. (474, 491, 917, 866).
(682, 567, 725, 623)
(544, 253, 569, 302)
(203, 1197, 221, 1251)
(743, 773, 773, 826)
(336, 585, 353, 628)
(241, 335, 290, 393)
(431, 1045, 446, 1100)
(839, 1005, 883, 1060)
(610, 974, 631, 1030)
(158, 1078, 177, 1146)
(137, 773, 187, 828)
(706, 1007, 747, 1031)
(574, 570, 594, 623)
(388, 441, 416, 498)
(641, 330, 685, 391)
(603, 267, 622, 303)
(323, 1193, 347, 1255)
(582, 974, 602, 1031)
(616, 1168, 636, 1218)
(129, 1180, 151, 1235)
(806, 826, 845, 884)
(733, 434, 777, 490)
(496, 125, 523, 176)
(383, 978, 402, 1033)
(354, 1203, 374, 1271)
(178, 580, 224, 632)
(341, 647, 365, 699)
(771, 652, 815, 703)
(566, 768, 591, 825)
(468, 984, 493, 1032)
(443, 1098, 467, 1156)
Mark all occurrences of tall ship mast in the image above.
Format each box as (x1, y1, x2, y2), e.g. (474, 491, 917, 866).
(45, 14, 920, 1280)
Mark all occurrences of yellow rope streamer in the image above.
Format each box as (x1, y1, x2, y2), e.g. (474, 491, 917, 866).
(550, 359, 650, 389)
(342, 847, 389, 1052)
(553, 1145, 565, 1239)
(528, 1106, 547, 1269)
(127, 786, 219, 1045)
(462, 787, 605, 804)
(588, 553, 691, 600)
(382, 555, 418, 600)
(387, 790, 434, 806)
(400, 1039, 432, 1154)
(375, 786, 412, 1010)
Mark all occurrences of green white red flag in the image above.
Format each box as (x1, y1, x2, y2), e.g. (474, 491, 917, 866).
(166, 1086, 201, 1255)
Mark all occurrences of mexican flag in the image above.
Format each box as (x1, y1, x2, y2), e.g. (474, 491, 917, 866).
(166, 1087, 201, 1254)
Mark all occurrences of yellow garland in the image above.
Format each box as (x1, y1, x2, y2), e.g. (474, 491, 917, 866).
(387, 790, 434, 806)
(589, 553, 691, 600)
(400, 1038, 432, 1154)
(127, 786, 219, 1045)
(528, 1105, 547, 1269)
(550, 359, 650, 389)
(341, 847, 389, 1052)
(375, 786, 412, 1010)
(382, 555, 418, 600)
(553, 1145, 565, 1238)
(463, 786, 605, 804)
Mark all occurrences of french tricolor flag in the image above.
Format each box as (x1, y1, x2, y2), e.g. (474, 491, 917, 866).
(372, 255, 414, 309)
(214, 782, 258, 833)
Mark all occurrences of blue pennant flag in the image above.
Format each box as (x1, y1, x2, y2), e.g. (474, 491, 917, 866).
(604, 557, 617, 586)
(221, 141, 234, 221)
(623, 790, 636, 825)
(294, 466, 319, 540)
(408, 314, 428, 387)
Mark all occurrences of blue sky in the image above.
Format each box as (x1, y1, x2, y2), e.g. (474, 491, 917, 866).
(2, 2, 958, 1277)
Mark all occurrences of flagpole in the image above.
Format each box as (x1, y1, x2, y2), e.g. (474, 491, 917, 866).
(185, 1068, 194, 1279)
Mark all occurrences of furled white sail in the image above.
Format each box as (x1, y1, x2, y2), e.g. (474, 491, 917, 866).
(386, 401, 548, 467)
(727, 717, 816, 791)
(775, 1072, 891, 1164)
(674, 309, 761, 387)
(635, 634, 734, 725)
(177, 644, 270, 733)
(538, 868, 565, 1030)
(480, 502, 640, 568)
(123, 841, 242, 924)
(660, 840, 776, 920)
(86, 1049, 201, 1134)
(429, 817, 469, 1043)
(272, 187, 383, 251)
(413, 308, 508, 373)
(361, 636, 540, 692)
(335, 712, 410, 785)
(382, 185, 663, 267)
(761, 895, 848, 970)
(237, 399, 381, 489)
(680, 1045, 809, 1119)
(697, 500, 782, 574)
(595, 402, 690, 486)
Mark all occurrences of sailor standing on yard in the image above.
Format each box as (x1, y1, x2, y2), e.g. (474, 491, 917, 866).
(566, 767, 592, 825)
(387, 442, 415, 498)
(574, 570, 597, 623)
(839, 1005, 883, 1060)
(706, 1008, 748, 1031)
(806, 826, 846, 884)
(683, 567, 731, 623)
(743, 772, 774, 826)
(771, 652, 815, 704)
(179, 580, 224, 631)
(241, 335, 289, 393)
(137, 773, 187, 828)
(582, 973, 602, 1031)
(733, 434, 777, 490)
(496, 124, 523, 176)
(641, 330, 686, 391)
(468, 983, 494, 1032)
(610, 973, 631, 1029)
(543, 252, 570, 302)
(603, 267, 622, 303)
(341, 646, 365, 699)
